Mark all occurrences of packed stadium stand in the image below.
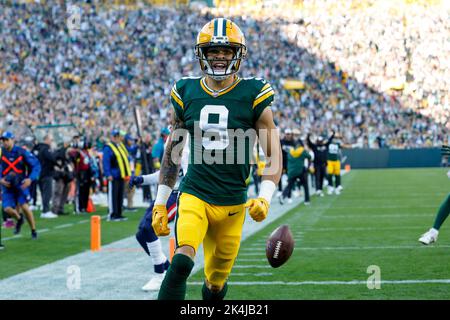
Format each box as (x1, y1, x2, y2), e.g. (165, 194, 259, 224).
(0, 0, 448, 148)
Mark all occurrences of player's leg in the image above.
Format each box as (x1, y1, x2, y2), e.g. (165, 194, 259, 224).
(432, 194, 450, 230)
(18, 189, 37, 238)
(2, 191, 24, 234)
(20, 203, 37, 239)
(281, 176, 295, 203)
(136, 206, 170, 291)
(301, 170, 310, 204)
(326, 161, 334, 195)
(316, 165, 325, 196)
(158, 193, 208, 300)
(334, 161, 342, 194)
(201, 202, 246, 300)
(419, 194, 450, 245)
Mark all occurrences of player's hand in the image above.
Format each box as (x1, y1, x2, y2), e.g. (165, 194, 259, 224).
(21, 178, 32, 190)
(152, 204, 170, 236)
(129, 175, 144, 189)
(442, 145, 450, 156)
(0, 178, 11, 188)
(245, 198, 269, 222)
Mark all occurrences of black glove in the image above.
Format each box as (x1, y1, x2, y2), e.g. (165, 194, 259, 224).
(129, 175, 144, 189)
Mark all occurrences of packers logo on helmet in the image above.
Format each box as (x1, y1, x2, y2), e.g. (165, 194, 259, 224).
(195, 18, 247, 80)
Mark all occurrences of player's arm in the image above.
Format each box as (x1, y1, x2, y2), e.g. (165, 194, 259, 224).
(152, 111, 187, 236)
(245, 107, 282, 222)
(22, 150, 41, 189)
(255, 107, 282, 185)
(326, 130, 335, 146)
(306, 133, 314, 149)
(159, 112, 187, 188)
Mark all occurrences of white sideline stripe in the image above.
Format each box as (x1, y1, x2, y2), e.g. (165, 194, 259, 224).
(239, 245, 450, 253)
(1, 234, 23, 241)
(231, 273, 273, 277)
(317, 205, 437, 209)
(304, 226, 426, 232)
(2, 215, 110, 241)
(54, 223, 74, 229)
(237, 258, 267, 262)
(233, 265, 271, 269)
(323, 214, 431, 219)
(188, 279, 450, 286)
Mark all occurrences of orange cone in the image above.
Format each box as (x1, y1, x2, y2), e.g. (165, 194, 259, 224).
(87, 197, 96, 213)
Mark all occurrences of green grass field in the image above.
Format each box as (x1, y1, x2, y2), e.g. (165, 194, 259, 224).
(0, 206, 146, 280)
(185, 168, 450, 300)
(1, 168, 449, 299)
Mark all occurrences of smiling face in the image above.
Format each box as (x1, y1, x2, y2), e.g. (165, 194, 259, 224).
(205, 46, 235, 74)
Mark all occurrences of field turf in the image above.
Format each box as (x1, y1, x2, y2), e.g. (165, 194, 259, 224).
(186, 168, 450, 299)
(1, 168, 449, 300)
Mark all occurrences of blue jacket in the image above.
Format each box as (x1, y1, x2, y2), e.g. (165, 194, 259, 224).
(1, 145, 41, 182)
(102, 143, 122, 179)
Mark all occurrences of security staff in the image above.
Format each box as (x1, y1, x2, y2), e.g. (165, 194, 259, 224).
(0, 131, 41, 239)
(103, 129, 131, 221)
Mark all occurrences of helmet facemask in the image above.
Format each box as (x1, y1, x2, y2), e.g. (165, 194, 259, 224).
(195, 42, 247, 81)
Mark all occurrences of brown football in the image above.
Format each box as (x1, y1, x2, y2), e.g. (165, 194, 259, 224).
(266, 224, 295, 268)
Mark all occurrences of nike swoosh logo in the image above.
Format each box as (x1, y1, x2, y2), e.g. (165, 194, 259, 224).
(228, 211, 239, 216)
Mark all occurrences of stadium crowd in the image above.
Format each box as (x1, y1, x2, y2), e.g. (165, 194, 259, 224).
(0, 0, 448, 151)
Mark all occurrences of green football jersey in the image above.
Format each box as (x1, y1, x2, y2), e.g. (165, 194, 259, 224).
(327, 142, 341, 161)
(170, 76, 275, 205)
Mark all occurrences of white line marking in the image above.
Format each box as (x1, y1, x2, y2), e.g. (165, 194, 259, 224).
(38, 228, 50, 233)
(54, 224, 74, 229)
(78, 220, 89, 224)
(233, 265, 271, 269)
(323, 214, 431, 219)
(303, 226, 426, 232)
(239, 245, 450, 253)
(317, 205, 437, 209)
(188, 279, 450, 286)
(236, 258, 267, 262)
(1, 234, 23, 241)
(231, 273, 273, 277)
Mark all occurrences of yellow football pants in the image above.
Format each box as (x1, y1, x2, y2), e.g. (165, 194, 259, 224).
(176, 192, 246, 287)
(327, 160, 341, 176)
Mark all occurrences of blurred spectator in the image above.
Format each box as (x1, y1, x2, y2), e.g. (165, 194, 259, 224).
(34, 134, 58, 218)
(52, 141, 75, 215)
(0, 1, 447, 150)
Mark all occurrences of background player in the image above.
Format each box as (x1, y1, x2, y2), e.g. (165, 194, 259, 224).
(129, 134, 189, 291)
(418, 145, 450, 245)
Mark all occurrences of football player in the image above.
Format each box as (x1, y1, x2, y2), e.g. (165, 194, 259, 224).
(418, 145, 450, 245)
(326, 132, 349, 195)
(152, 18, 282, 300)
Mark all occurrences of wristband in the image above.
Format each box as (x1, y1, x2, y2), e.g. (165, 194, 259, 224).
(155, 184, 172, 205)
(142, 171, 160, 185)
(258, 180, 276, 205)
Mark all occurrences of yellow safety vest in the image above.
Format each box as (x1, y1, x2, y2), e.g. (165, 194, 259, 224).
(107, 142, 131, 179)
